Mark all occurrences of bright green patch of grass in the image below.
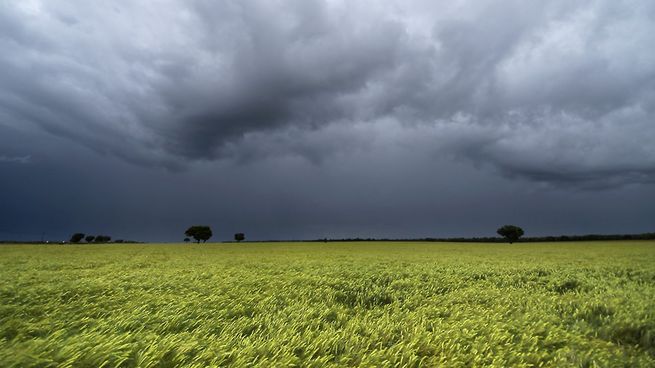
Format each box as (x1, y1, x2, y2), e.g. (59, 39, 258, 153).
(1, 241, 654, 367)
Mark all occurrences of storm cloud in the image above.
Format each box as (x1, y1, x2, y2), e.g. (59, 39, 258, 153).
(1, 0, 654, 181)
(1, 1, 654, 241)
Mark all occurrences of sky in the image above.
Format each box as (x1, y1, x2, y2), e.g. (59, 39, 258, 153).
(1, 0, 654, 242)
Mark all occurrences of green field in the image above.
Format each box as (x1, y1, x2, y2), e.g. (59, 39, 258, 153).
(1, 241, 654, 367)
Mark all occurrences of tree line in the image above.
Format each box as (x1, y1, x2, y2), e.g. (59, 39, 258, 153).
(313, 232, 655, 243)
(68, 233, 137, 244)
(183, 226, 245, 243)
(181, 224, 655, 244)
(60, 225, 655, 245)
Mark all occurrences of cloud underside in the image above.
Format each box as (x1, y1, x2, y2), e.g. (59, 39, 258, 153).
(1, 0, 654, 186)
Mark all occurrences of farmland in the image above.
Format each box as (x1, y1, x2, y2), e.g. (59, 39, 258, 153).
(0, 241, 654, 367)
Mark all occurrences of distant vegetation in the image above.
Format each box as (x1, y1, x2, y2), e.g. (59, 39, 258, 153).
(69, 233, 85, 243)
(0, 241, 653, 366)
(94, 235, 112, 243)
(307, 232, 655, 243)
(63, 233, 134, 244)
(2, 229, 654, 245)
(496, 225, 524, 243)
(184, 225, 213, 243)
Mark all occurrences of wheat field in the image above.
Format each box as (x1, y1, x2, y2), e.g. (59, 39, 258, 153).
(1, 241, 653, 367)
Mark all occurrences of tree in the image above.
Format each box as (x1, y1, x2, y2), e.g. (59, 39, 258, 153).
(185, 226, 213, 243)
(94, 235, 111, 243)
(184, 237, 190, 243)
(69, 233, 85, 243)
(497, 225, 524, 244)
(85, 235, 95, 243)
(234, 233, 245, 242)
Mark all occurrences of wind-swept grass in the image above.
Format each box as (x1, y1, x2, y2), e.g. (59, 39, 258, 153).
(1, 241, 654, 367)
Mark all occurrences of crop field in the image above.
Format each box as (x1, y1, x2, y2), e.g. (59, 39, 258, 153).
(1, 241, 654, 367)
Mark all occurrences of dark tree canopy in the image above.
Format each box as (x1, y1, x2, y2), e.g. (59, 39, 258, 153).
(94, 235, 111, 243)
(183, 237, 190, 243)
(497, 225, 524, 244)
(85, 235, 95, 243)
(234, 233, 245, 242)
(185, 226, 213, 243)
(69, 233, 85, 243)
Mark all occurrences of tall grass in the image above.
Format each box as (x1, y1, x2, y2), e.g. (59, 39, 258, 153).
(1, 241, 654, 367)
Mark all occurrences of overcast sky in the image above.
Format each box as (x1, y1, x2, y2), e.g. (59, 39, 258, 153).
(1, 0, 654, 242)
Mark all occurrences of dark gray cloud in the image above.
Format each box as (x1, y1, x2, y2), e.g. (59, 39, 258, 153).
(1, 1, 654, 241)
(1, 129, 653, 242)
(2, 0, 654, 184)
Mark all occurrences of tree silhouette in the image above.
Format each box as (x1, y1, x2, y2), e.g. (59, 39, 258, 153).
(69, 233, 85, 243)
(94, 235, 111, 243)
(497, 225, 524, 244)
(185, 226, 213, 243)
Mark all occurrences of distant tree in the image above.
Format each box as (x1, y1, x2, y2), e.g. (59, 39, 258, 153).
(234, 233, 245, 242)
(69, 233, 85, 243)
(85, 235, 95, 243)
(184, 237, 190, 243)
(497, 225, 524, 244)
(94, 235, 111, 243)
(185, 226, 213, 243)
